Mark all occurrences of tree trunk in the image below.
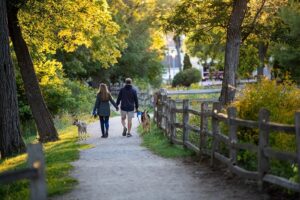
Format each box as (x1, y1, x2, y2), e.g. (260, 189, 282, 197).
(174, 35, 182, 71)
(219, 0, 248, 106)
(0, 0, 25, 158)
(7, 6, 59, 143)
(257, 41, 268, 80)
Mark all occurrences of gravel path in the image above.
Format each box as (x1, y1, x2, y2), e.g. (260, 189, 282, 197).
(54, 116, 263, 200)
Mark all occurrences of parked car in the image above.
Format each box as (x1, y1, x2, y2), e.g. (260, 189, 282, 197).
(202, 71, 223, 81)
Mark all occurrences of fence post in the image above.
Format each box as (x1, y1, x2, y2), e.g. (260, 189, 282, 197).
(295, 112, 300, 193)
(27, 143, 47, 200)
(228, 107, 238, 164)
(258, 108, 270, 192)
(153, 92, 158, 123)
(200, 102, 209, 156)
(166, 97, 171, 138)
(211, 102, 221, 167)
(182, 99, 189, 147)
(161, 94, 167, 131)
(157, 93, 162, 128)
(170, 99, 176, 144)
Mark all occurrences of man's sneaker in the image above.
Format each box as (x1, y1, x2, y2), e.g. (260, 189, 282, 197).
(127, 133, 132, 137)
(122, 127, 127, 136)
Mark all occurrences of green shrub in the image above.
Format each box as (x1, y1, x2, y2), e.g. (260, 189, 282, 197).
(231, 78, 300, 180)
(42, 80, 95, 115)
(172, 68, 201, 87)
(233, 78, 300, 125)
(183, 54, 192, 70)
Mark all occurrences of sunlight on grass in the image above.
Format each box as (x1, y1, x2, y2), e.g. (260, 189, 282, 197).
(138, 124, 194, 158)
(0, 125, 93, 199)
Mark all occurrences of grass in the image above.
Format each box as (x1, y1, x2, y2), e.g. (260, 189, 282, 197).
(138, 124, 194, 158)
(0, 124, 93, 200)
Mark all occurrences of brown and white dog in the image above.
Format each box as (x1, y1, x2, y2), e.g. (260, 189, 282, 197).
(141, 110, 151, 133)
(73, 119, 88, 140)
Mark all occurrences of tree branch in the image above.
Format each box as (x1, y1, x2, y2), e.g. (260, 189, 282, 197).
(242, 0, 266, 42)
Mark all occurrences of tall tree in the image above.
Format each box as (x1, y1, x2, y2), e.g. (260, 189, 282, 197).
(271, 2, 300, 83)
(6, 0, 121, 142)
(166, 0, 287, 105)
(106, 0, 167, 87)
(183, 53, 192, 70)
(219, 0, 248, 105)
(174, 35, 182, 71)
(7, 4, 59, 142)
(0, 0, 25, 158)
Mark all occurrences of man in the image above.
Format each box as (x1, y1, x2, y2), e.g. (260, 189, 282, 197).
(116, 78, 139, 137)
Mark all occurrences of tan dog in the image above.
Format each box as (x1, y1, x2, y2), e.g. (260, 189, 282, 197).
(73, 119, 88, 140)
(141, 110, 151, 133)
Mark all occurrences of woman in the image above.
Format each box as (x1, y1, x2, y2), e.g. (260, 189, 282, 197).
(93, 83, 118, 138)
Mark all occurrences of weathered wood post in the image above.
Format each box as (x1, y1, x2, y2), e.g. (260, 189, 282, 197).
(161, 94, 167, 131)
(27, 143, 47, 200)
(166, 97, 172, 137)
(200, 102, 209, 156)
(228, 107, 238, 164)
(211, 102, 221, 167)
(157, 93, 162, 128)
(295, 111, 300, 193)
(182, 99, 190, 147)
(153, 92, 158, 123)
(258, 108, 270, 191)
(170, 99, 176, 144)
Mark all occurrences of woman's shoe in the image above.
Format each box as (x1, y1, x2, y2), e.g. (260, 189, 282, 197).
(122, 127, 127, 136)
(101, 135, 105, 138)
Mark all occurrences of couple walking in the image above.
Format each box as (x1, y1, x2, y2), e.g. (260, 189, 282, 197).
(92, 78, 138, 138)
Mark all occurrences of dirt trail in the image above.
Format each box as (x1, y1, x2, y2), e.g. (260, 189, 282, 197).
(53, 116, 263, 200)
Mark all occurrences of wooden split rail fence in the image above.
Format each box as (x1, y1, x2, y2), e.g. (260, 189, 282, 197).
(0, 143, 47, 200)
(110, 84, 153, 108)
(154, 91, 300, 192)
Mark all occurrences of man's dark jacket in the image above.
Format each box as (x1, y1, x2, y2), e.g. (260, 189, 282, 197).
(116, 84, 138, 112)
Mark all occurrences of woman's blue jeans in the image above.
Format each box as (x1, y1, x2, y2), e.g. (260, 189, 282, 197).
(99, 116, 109, 136)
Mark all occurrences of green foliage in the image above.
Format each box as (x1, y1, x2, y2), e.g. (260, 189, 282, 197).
(166, 0, 289, 84)
(19, 0, 124, 67)
(32, 59, 95, 115)
(183, 54, 192, 70)
(271, 3, 300, 83)
(41, 80, 95, 115)
(233, 79, 300, 125)
(238, 44, 259, 78)
(165, 0, 227, 71)
(15, 57, 95, 120)
(185, 34, 225, 71)
(231, 79, 300, 179)
(138, 124, 194, 158)
(172, 68, 201, 87)
(106, 0, 166, 87)
(55, 47, 102, 80)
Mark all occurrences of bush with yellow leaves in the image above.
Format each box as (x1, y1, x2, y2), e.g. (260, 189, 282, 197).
(232, 78, 300, 182)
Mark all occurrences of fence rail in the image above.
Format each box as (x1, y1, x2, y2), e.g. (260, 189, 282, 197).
(153, 90, 300, 192)
(110, 84, 153, 108)
(0, 143, 47, 200)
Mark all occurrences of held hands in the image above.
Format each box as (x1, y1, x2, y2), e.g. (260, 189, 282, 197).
(92, 111, 97, 118)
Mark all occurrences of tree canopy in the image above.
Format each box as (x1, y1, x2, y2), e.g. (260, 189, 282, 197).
(164, 0, 296, 104)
